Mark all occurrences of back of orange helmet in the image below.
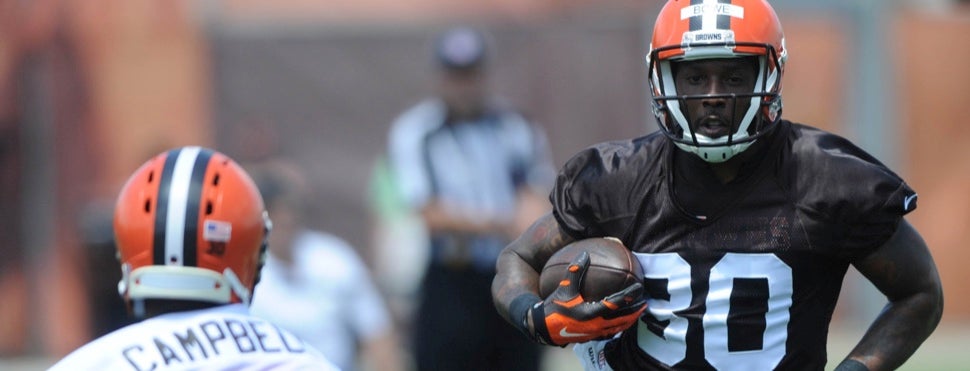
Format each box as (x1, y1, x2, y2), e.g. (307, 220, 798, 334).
(114, 146, 270, 317)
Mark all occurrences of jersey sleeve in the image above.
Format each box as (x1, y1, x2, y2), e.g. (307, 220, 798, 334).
(550, 140, 651, 240)
(550, 147, 602, 239)
(793, 131, 918, 261)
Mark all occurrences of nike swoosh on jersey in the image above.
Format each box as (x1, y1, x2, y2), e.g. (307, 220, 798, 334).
(560, 328, 590, 338)
(903, 193, 918, 211)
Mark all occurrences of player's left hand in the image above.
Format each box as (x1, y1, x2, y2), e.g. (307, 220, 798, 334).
(530, 251, 646, 346)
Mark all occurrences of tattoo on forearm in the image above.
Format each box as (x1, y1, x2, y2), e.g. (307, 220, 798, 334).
(528, 215, 572, 261)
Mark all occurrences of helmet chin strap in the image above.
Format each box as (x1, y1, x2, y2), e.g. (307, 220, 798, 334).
(673, 135, 756, 163)
(132, 298, 146, 318)
(224, 268, 252, 304)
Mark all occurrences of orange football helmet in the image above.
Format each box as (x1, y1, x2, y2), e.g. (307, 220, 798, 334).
(114, 147, 270, 314)
(647, 0, 787, 163)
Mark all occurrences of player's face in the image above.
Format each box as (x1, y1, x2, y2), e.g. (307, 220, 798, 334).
(439, 67, 487, 119)
(672, 57, 758, 139)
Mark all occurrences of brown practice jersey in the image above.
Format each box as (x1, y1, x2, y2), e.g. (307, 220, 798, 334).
(550, 120, 917, 370)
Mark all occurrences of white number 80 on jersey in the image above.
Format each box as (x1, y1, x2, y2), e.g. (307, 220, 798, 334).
(636, 253, 793, 370)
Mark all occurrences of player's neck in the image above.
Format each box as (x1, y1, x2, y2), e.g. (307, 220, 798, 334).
(708, 161, 742, 184)
(694, 141, 765, 184)
(703, 119, 785, 183)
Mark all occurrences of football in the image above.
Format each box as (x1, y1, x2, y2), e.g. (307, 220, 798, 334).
(539, 237, 643, 301)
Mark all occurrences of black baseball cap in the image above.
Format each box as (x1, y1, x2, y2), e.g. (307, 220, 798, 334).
(435, 27, 488, 71)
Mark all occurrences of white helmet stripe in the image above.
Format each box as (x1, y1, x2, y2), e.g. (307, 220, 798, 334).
(702, 0, 721, 31)
(164, 146, 201, 266)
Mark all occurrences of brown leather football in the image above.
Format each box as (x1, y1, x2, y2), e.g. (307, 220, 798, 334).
(539, 237, 643, 301)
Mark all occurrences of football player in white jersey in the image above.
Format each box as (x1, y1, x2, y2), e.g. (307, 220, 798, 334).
(49, 146, 339, 371)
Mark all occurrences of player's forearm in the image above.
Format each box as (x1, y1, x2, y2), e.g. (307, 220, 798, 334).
(491, 247, 542, 324)
(839, 290, 943, 371)
(492, 213, 573, 325)
(842, 220, 944, 371)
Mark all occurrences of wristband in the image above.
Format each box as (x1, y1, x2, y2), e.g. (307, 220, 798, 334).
(509, 293, 541, 337)
(834, 360, 869, 371)
(530, 300, 554, 345)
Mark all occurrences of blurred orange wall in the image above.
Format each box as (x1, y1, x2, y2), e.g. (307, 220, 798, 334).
(36, 0, 213, 356)
(895, 11, 970, 321)
(778, 15, 847, 134)
(70, 0, 214, 193)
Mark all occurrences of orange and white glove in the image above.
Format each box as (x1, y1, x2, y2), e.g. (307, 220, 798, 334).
(512, 251, 646, 346)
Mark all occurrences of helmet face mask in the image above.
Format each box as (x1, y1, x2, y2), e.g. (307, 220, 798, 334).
(647, 0, 787, 163)
(113, 147, 270, 317)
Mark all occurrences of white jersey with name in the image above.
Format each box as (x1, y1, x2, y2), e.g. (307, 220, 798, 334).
(48, 304, 339, 371)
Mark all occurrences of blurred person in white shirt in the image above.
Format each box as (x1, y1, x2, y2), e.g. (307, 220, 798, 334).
(248, 160, 406, 371)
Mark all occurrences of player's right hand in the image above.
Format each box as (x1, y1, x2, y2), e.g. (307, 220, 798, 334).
(530, 251, 646, 346)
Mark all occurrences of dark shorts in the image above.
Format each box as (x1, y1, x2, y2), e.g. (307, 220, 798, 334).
(414, 262, 541, 371)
